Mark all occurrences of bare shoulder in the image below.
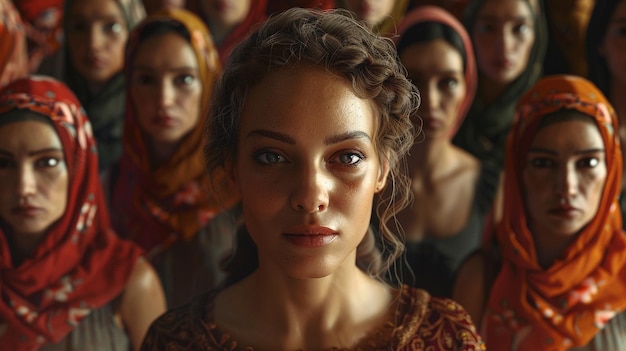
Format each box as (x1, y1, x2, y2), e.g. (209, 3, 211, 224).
(119, 258, 166, 351)
(452, 251, 487, 327)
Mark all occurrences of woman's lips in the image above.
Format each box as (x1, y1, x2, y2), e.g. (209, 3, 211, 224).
(11, 205, 43, 217)
(283, 225, 338, 247)
(153, 116, 177, 128)
(548, 205, 579, 219)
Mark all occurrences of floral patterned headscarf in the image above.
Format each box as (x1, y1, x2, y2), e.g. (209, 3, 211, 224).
(484, 75, 626, 350)
(0, 76, 142, 350)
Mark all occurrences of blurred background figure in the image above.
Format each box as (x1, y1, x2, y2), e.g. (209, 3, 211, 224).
(0, 0, 28, 87)
(391, 5, 497, 298)
(336, 0, 409, 36)
(453, 0, 547, 171)
(265, 0, 335, 16)
(0, 76, 165, 351)
(62, 0, 145, 171)
(110, 9, 240, 308)
(543, 0, 595, 77)
(186, 0, 268, 63)
(141, 0, 185, 14)
(13, 0, 62, 74)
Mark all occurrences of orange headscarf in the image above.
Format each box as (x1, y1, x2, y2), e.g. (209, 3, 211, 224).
(484, 75, 626, 350)
(0, 0, 28, 87)
(0, 76, 142, 350)
(111, 9, 239, 256)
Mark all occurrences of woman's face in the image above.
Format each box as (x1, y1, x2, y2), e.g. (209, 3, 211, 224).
(131, 32, 202, 147)
(65, 0, 129, 86)
(523, 116, 607, 239)
(344, 0, 395, 27)
(401, 38, 466, 140)
(0, 118, 68, 238)
(231, 65, 389, 279)
(473, 0, 535, 85)
(202, 0, 251, 28)
(601, 1, 626, 87)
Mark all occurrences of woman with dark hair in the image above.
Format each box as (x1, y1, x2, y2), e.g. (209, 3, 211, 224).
(110, 8, 239, 308)
(62, 0, 146, 171)
(140, 8, 484, 350)
(454, 75, 626, 350)
(0, 76, 165, 351)
(392, 6, 497, 298)
(453, 0, 547, 170)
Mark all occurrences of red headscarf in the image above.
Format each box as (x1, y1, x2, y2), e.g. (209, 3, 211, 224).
(0, 0, 28, 86)
(111, 9, 239, 256)
(0, 76, 143, 350)
(395, 5, 477, 138)
(484, 75, 626, 350)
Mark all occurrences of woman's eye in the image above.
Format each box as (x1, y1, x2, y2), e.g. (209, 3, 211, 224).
(513, 23, 531, 35)
(577, 157, 600, 168)
(36, 157, 61, 168)
(439, 77, 459, 90)
(530, 157, 554, 168)
(335, 152, 365, 166)
(175, 74, 195, 86)
(104, 22, 123, 34)
(255, 151, 285, 165)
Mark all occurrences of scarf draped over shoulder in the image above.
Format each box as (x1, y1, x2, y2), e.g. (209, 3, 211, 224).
(111, 8, 239, 257)
(484, 75, 626, 350)
(0, 76, 143, 350)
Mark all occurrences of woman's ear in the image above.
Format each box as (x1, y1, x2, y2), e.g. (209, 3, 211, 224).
(375, 156, 390, 193)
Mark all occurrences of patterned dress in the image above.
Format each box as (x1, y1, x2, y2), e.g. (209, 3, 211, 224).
(140, 285, 485, 350)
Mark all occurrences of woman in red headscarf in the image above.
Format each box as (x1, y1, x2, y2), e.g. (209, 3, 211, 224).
(0, 76, 165, 351)
(0, 0, 28, 87)
(454, 75, 626, 350)
(389, 6, 498, 298)
(110, 8, 239, 308)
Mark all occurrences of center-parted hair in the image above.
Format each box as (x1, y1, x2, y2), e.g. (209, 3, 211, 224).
(205, 8, 419, 283)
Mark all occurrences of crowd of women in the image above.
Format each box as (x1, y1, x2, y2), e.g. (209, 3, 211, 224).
(0, 0, 625, 350)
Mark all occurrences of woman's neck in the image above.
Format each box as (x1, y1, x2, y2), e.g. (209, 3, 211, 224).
(149, 140, 179, 167)
(217, 258, 393, 349)
(532, 228, 577, 270)
(408, 137, 458, 181)
(478, 75, 509, 106)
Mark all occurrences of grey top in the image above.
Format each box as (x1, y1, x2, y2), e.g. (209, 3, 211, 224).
(153, 206, 239, 308)
(39, 302, 129, 351)
(571, 311, 626, 351)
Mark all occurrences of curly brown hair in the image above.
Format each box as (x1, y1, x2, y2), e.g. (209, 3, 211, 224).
(205, 7, 419, 285)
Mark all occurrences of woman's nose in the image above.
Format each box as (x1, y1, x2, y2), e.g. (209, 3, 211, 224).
(289, 163, 330, 213)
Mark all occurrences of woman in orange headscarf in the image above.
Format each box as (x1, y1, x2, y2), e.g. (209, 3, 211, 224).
(455, 75, 626, 350)
(0, 0, 28, 87)
(110, 8, 239, 308)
